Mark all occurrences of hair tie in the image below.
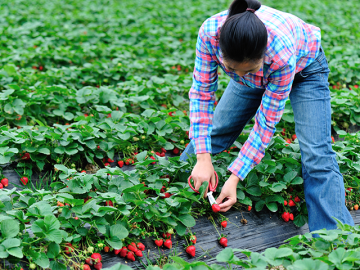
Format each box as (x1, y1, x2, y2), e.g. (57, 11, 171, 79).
(246, 8, 256, 13)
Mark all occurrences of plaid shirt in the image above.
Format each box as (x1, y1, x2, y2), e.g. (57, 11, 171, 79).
(189, 5, 321, 180)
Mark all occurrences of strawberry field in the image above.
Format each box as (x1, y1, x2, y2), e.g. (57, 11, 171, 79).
(1, 0, 360, 269)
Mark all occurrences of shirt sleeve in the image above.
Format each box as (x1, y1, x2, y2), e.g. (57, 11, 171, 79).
(227, 56, 296, 180)
(188, 24, 218, 154)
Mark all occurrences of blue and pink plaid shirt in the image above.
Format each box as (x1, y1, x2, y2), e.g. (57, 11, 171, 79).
(189, 5, 321, 180)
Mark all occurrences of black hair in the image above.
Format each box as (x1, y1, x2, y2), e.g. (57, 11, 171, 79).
(219, 0, 268, 63)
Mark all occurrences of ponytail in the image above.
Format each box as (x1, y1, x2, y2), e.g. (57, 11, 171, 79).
(220, 0, 268, 63)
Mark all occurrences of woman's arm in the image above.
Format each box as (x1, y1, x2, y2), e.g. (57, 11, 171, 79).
(189, 23, 219, 194)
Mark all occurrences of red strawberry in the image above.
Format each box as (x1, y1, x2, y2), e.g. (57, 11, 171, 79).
(105, 201, 113, 206)
(289, 213, 294, 221)
(173, 147, 179, 155)
(285, 138, 292, 144)
(288, 200, 295, 207)
(103, 246, 110, 252)
(162, 232, 171, 239)
(127, 244, 137, 252)
(21, 152, 30, 160)
(164, 239, 172, 249)
(212, 204, 220, 213)
(91, 253, 102, 263)
(107, 113, 112, 118)
(83, 265, 91, 270)
(94, 262, 102, 270)
(282, 212, 290, 222)
(154, 239, 163, 247)
(221, 221, 227, 228)
(126, 251, 135, 261)
(1, 178, 8, 187)
(118, 160, 124, 167)
(247, 206, 252, 211)
(219, 237, 228, 247)
(160, 186, 166, 193)
(294, 196, 300, 203)
(137, 242, 145, 251)
(107, 158, 114, 162)
(84, 113, 89, 117)
(292, 134, 297, 141)
(185, 245, 196, 257)
(119, 247, 128, 257)
(281, 128, 286, 136)
(160, 152, 166, 157)
(97, 145, 100, 149)
(85, 258, 93, 265)
(214, 101, 218, 106)
(190, 235, 197, 244)
(288, 187, 294, 192)
(149, 156, 156, 165)
(284, 200, 288, 206)
(331, 136, 335, 143)
(20, 176, 29, 185)
(104, 162, 110, 167)
(135, 250, 143, 257)
(164, 192, 171, 198)
(65, 245, 74, 254)
(161, 148, 166, 153)
(0, 183, 3, 189)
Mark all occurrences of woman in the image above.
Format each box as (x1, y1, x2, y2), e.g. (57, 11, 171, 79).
(180, 0, 354, 232)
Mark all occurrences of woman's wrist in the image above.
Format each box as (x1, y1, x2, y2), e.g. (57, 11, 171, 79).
(197, 153, 211, 162)
(228, 173, 240, 185)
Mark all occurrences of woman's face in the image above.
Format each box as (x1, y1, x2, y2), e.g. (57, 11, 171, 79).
(223, 58, 263, 77)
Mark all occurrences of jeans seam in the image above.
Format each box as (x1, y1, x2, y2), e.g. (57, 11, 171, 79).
(321, 72, 342, 221)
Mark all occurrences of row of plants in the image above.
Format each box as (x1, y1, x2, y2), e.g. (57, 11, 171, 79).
(90, 220, 360, 270)
(2, 128, 360, 268)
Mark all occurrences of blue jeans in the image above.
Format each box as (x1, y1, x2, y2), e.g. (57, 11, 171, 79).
(180, 48, 354, 232)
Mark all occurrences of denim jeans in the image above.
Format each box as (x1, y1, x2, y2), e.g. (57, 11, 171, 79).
(180, 48, 354, 232)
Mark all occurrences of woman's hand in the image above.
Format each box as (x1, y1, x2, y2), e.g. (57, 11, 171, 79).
(215, 174, 240, 212)
(191, 153, 216, 197)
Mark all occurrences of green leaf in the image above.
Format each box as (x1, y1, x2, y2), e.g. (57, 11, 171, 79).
(38, 148, 50, 155)
(216, 248, 234, 262)
(103, 263, 134, 270)
(284, 171, 297, 183)
(176, 214, 196, 227)
(255, 200, 265, 212)
(1, 219, 19, 238)
(290, 258, 329, 270)
(50, 261, 67, 270)
(236, 189, 245, 200)
(1, 238, 21, 249)
(266, 202, 278, 212)
(47, 243, 60, 259)
(175, 222, 187, 236)
(246, 186, 261, 196)
(110, 224, 129, 241)
(291, 177, 304, 185)
(34, 252, 50, 268)
(269, 182, 286, 192)
(293, 214, 308, 227)
(7, 247, 23, 258)
(54, 164, 68, 174)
